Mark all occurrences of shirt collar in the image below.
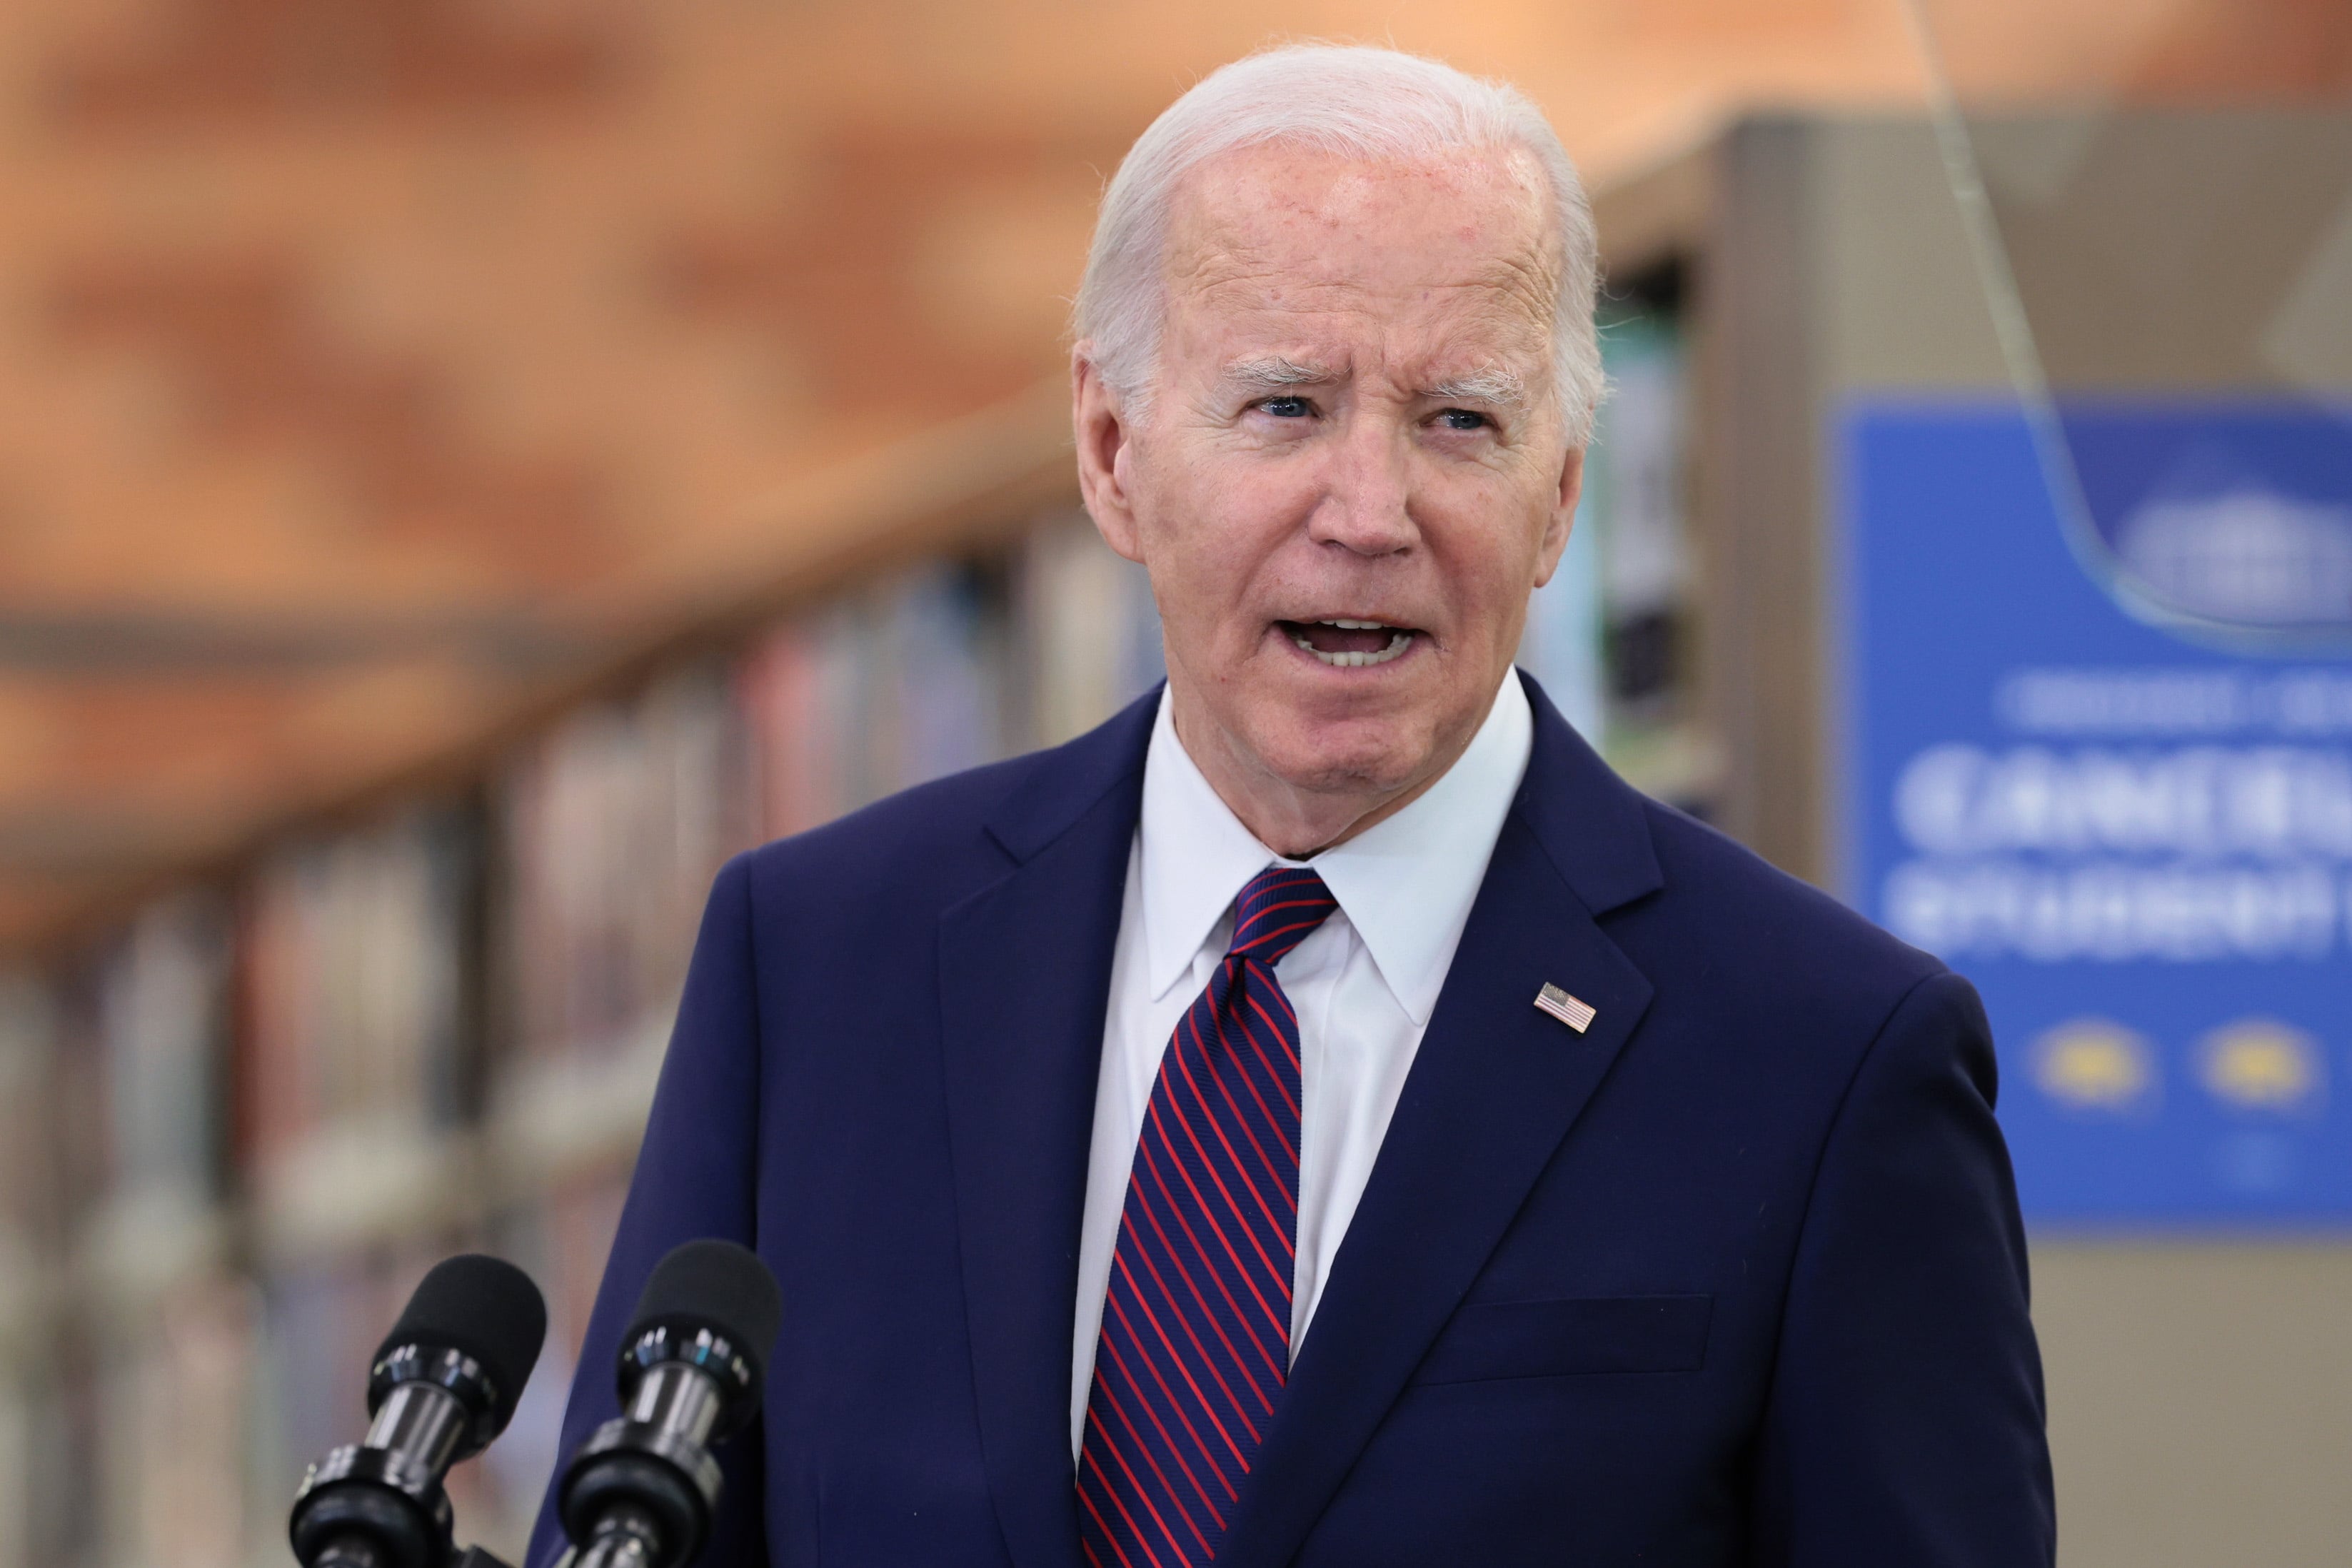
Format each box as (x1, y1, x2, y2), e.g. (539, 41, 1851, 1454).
(1137, 671, 1534, 1025)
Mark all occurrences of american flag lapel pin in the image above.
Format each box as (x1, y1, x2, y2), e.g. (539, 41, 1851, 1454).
(1534, 982, 1597, 1034)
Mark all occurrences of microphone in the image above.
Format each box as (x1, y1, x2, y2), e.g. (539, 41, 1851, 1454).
(554, 1239, 783, 1568)
(289, 1254, 550, 1568)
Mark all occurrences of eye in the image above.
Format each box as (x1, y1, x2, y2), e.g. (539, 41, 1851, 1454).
(1437, 408, 1492, 431)
(1257, 395, 1314, 419)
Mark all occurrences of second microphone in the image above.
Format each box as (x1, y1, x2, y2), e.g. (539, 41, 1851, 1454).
(553, 1239, 783, 1568)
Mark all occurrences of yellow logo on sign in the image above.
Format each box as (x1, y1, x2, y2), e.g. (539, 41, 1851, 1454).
(2197, 1020, 2325, 1115)
(2031, 1019, 2156, 1114)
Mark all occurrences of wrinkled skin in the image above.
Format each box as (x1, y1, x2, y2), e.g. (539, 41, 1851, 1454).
(1075, 141, 1586, 856)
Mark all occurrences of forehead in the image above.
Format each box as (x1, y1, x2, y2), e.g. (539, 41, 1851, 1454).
(1161, 141, 1562, 362)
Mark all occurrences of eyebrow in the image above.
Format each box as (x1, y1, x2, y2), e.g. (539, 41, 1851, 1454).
(1424, 366, 1529, 408)
(1222, 355, 1335, 391)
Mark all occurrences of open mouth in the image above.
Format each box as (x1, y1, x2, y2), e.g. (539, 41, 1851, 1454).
(1278, 618, 1420, 669)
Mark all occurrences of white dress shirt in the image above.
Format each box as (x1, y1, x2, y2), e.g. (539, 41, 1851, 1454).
(1069, 670, 1535, 1454)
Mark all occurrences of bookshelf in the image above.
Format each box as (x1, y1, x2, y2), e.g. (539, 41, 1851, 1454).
(0, 162, 1703, 1567)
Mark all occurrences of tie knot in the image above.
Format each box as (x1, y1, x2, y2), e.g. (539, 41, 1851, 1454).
(1227, 866, 1337, 966)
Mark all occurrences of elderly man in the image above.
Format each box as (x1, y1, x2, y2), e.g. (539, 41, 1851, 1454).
(531, 44, 2054, 1568)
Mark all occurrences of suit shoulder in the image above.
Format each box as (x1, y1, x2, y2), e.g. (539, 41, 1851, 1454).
(732, 749, 1040, 892)
(726, 697, 1153, 920)
(1624, 797, 1946, 1022)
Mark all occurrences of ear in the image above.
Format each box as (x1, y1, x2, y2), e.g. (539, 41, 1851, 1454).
(1530, 446, 1585, 588)
(1073, 347, 1145, 564)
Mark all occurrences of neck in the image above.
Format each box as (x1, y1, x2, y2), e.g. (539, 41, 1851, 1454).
(1166, 683, 1489, 859)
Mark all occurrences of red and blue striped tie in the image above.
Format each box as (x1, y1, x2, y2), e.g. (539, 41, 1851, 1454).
(1077, 865, 1337, 1568)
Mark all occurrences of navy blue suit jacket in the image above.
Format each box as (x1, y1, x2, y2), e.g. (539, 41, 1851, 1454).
(530, 678, 2054, 1567)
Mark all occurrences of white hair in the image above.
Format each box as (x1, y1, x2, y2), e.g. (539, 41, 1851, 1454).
(1072, 43, 1604, 446)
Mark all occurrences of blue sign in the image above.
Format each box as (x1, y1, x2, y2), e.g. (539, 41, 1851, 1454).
(1841, 401, 2352, 1227)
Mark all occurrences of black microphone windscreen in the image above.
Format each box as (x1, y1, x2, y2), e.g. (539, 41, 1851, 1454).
(625, 1238, 784, 1385)
(377, 1253, 548, 1435)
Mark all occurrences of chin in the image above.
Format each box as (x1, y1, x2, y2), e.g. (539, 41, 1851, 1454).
(1249, 709, 1435, 797)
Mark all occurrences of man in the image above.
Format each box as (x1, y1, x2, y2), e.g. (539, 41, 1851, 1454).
(532, 44, 2054, 1567)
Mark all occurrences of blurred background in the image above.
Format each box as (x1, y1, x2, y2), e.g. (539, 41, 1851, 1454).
(0, 1, 2346, 1563)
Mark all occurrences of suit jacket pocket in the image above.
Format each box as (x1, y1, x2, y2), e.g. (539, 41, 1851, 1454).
(1412, 1295, 1715, 1384)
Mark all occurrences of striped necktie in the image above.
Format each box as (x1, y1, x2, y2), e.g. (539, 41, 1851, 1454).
(1077, 865, 1337, 1568)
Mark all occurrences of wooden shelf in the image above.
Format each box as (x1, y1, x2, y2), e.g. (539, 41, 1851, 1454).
(486, 1010, 677, 1195)
(251, 1118, 485, 1270)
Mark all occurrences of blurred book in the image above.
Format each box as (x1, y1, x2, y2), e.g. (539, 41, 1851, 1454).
(83, 895, 234, 1304)
(241, 807, 482, 1260)
(1521, 303, 1709, 809)
(94, 1275, 257, 1568)
(1016, 511, 1165, 750)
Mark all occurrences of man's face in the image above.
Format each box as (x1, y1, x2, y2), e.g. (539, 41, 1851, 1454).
(1082, 143, 1582, 829)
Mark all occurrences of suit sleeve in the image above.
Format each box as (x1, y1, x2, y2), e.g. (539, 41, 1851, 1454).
(526, 852, 770, 1568)
(1749, 969, 2056, 1567)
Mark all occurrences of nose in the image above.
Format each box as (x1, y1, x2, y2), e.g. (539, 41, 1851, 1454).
(1305, 412, 1417, 557)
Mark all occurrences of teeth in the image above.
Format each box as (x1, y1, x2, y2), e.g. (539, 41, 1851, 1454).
(1289, 629, 1415, 668)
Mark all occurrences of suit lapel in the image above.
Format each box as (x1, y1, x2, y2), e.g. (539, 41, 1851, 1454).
(1215, 680, 1664, 1568)
(937, 695, 1155, 1568)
